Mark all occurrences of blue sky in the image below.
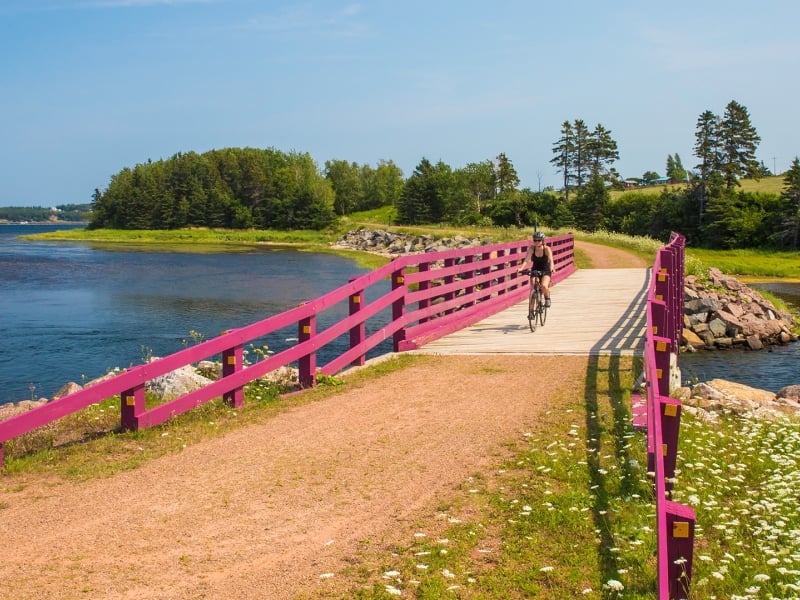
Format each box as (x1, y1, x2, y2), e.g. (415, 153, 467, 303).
(1, 0, 798, 207)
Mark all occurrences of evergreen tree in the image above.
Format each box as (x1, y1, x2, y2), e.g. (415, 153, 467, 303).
(494, 153, 520, 195)
(779, 157, 800, 249)
(397, 158, 442, 224)
(569, 173, 608, 232)
(586, 123, 619, 182)
(693, 110, 721, 224)
(551, 120, 619, 198)
(550, 121, 574, 200)
(571, 119, 591, 190)
(718, 100, 761, 189)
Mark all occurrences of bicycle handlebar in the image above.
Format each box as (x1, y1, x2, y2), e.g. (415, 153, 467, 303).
(519, 269, 544, 278)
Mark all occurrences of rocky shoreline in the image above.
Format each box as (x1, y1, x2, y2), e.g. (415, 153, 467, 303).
(682, 267, 797, 351)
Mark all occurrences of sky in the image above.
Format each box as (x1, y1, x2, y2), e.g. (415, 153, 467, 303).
(1, 0, 798, 207)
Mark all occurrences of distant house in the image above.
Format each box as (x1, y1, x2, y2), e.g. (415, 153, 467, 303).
(652, 176, 672, 185)
(623, 179, 640, 189)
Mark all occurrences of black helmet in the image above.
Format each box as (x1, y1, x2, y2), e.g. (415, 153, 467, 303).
(533, 231, 545, 241)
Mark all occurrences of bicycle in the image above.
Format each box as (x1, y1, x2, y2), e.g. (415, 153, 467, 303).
(520, 269, 547, 332)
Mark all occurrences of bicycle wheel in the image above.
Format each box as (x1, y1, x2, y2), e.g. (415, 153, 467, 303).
(527, 287, 538, 332)
(539, 293, 548, 326)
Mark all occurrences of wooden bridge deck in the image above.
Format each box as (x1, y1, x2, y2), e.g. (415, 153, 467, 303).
(413, 268, 651, 356)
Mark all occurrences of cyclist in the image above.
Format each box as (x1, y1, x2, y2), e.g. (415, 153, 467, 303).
(518, 231, 555, 307)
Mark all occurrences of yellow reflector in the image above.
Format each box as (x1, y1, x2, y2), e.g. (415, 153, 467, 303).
(656, 368, 663, 379)
(126, 395, 135, 406)
(664, 403, 677, 417)
(352, 296, 360, 303)
(673, 521, 690, 538)
(662, 443, 668, 456)
(656, 341, 667, 352)
(227, 355, 236, 365)
(303, 325, 311, 334)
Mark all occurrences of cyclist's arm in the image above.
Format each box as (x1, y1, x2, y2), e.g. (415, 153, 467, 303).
(546, 246, 555, 272)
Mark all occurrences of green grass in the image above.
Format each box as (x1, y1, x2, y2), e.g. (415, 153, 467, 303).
(684, 248, 800, 280)
(670, 410, 800, 599)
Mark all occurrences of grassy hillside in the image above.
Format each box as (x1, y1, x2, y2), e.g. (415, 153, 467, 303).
(610, 174, 785, 200)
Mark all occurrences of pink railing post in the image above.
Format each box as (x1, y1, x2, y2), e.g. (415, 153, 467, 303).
(443, 257, 456, 314)
(659, 397, 683, 491)
(666, 500, 696, 599)
(348, 280, 366, 367)
(462, 254, 475, 308)
(480, 251, 492, 302)
(652, 335, 672, 398)
(298, 313, 316, 388)
(496, 249, 506, 296)
(392, 265, 406, 352)
(120, 384, 146, 431)
(417, 261, 431, 324)
(222, 344, 244, 408)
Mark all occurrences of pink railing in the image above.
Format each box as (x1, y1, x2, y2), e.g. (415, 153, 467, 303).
(0, 234, 575, 466)
(643, 232, 695, 599)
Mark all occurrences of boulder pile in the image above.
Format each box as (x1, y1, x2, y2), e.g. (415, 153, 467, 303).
(332, 228, 491, 256)
(676, 379, 800, 421)
(682, 268, 797, 351)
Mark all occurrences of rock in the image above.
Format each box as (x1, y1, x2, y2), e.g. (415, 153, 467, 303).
(146, 365, 213, 399)
(707, 318, 727, 338)
(685, 297, 721, 315)
(746, 335, 763, 350)
(53, 381, 82, 399)
(686, 377, 800, 420)
(0, 399, 47, 422)
(777, 385, 800, 402)
(682, 328, 705, 349)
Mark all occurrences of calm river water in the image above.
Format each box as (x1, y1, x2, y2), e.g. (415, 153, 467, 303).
(0, 224, 390, 405)
(1, 224, 798, 405)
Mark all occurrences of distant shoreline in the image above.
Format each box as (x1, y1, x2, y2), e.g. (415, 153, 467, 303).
(0, 220, 88, 225)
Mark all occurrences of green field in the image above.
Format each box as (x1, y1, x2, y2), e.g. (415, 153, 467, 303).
(610, 174, 786, 200)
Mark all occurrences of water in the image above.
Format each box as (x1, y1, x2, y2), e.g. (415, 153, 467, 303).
(0, 224, 390, 405)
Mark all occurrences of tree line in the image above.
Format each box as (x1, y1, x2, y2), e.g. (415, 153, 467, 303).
(0, 204, 91, 223)
(86, 99, 799, 250)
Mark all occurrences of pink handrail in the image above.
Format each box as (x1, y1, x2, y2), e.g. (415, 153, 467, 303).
(643, 232, 695, 599)
(0, 234, 575, 466)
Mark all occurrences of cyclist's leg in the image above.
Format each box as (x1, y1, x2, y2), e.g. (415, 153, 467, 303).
(541, 274, 552, 307)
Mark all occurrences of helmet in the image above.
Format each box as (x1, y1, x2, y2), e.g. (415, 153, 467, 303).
(533, 231, 545, 241)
